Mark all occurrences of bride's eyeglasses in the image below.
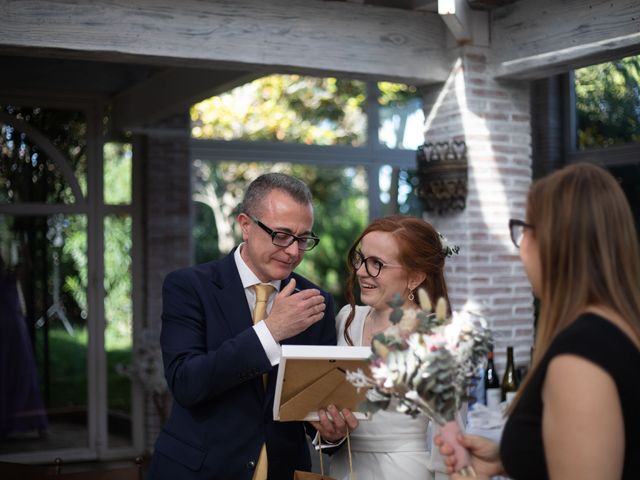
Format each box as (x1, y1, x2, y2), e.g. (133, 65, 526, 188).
(351, 250, 402, 278)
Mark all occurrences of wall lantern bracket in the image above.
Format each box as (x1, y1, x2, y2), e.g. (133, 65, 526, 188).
(415, 140, 468, 215)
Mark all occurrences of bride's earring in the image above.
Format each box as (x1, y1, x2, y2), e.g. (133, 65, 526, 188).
(408, 289, 415, 302)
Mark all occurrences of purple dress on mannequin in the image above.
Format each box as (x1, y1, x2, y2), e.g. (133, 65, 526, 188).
(0, 270, 48, 439)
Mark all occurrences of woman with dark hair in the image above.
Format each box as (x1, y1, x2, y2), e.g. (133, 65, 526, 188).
(330, 215, 451, 480)
(437, 162, 640, 479)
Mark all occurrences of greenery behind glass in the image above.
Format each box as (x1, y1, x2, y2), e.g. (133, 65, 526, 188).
(575, 54, 640, 149)
(1, 107, 134, 426)
(191, 76, 422, 307)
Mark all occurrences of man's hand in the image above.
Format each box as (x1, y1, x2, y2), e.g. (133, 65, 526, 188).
(264, 279, 326, 342)
(310, 405, 359, 443)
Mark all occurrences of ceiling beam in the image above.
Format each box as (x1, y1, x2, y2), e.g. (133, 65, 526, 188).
(438, 0, 489, 46)
(0, 0, 449, 85)
(191, 139, 417, 168)
(492, 0, 640, 79)
(110, 68, 256, 130)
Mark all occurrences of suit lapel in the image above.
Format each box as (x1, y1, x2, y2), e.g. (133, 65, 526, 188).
(210, 250, 269, 400)
(210, 251, 254, 340)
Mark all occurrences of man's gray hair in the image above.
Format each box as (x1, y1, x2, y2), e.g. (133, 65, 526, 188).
(240, 172, 313, 217)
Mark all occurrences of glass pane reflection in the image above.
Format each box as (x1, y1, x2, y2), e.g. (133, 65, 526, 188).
(191, 160, 368, 307)
(104, 214, 133, 447)
(0, 214, 89, 454)
(0, 106, 87, 204)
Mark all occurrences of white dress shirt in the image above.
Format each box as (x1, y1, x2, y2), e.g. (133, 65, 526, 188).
(234, 244, 281, 366)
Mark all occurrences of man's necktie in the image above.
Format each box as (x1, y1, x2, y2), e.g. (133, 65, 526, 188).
(252, 283, 274, 325)
(251, 283, 275, 480)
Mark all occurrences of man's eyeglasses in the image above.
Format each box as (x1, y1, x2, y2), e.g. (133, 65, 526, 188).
(351, 250, 402, 278)
(250, 216, 320, 251)
(509, 219, 534, 249)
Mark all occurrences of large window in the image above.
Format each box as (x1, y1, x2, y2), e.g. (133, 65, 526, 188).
(569, 54, 640, 233)
(190, 76, 424, 305)
(0, 106, 139, 460)
(574, 54, 640, 150)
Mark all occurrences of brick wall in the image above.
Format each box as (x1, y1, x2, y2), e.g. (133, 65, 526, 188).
(421, 47, 534, 373)
(137, 114, 192, 450)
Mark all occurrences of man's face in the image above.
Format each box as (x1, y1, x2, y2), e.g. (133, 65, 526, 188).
(238, 189, 314, 282)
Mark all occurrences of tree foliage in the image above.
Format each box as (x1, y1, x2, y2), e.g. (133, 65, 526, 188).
(575, 55, 640, 149)
(192, 75, 367, 145)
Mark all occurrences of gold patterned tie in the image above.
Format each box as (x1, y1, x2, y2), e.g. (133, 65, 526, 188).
(251, 283, 275, 480)
(253, 283, 274, 324)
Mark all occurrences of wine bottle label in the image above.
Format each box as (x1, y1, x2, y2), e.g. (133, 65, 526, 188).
(486, 388, 501, 410)
(506, 391, 517, 403)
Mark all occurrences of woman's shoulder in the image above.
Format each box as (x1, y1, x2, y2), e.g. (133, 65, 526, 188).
(547, 313, 640, 382)
(336, 305, 370, 340)
(553, 313, 638, 353)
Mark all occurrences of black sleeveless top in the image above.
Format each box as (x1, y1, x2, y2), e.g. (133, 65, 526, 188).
(500, 314, 640, 480)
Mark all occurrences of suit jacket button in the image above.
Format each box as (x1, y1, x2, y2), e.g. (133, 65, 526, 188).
(246, 460, 256, 469)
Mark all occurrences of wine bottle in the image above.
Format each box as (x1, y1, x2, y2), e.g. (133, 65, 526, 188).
(501, 346, 518, 403)
(484, 347, 501, 410)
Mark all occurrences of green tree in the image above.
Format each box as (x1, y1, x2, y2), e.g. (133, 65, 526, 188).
(575, 55, 640, 149)
(191, 75, 367, 145)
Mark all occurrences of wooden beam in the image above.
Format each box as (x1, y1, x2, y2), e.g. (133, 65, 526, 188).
(0, 0, 449, 85)
(438, 0, 489, 46)
(191, 139, 417, 168)
(492, 0, 640, 79)
(110, 68, 256, 130)
(439, 0, 471, 42)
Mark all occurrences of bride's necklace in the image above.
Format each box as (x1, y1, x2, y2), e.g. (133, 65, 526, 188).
(362, 309, 392, 346)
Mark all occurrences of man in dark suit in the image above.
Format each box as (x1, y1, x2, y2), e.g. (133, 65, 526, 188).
(148, 173, 358, 480)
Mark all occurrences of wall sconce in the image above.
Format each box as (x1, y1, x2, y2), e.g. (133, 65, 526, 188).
(415, 140, 468, 215)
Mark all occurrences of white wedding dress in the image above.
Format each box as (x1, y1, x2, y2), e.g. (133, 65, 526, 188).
(330, 305, 448, 480)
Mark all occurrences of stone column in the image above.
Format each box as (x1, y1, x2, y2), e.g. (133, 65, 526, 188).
(135, 113, 192, 449)
(420, 46, 534, 372)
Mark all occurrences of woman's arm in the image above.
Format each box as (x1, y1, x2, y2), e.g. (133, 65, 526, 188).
(543, 354, 625, 480)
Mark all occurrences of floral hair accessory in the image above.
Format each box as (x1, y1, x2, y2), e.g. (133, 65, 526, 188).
(346, 290, 492, 477)
(439, 232, 460, 258)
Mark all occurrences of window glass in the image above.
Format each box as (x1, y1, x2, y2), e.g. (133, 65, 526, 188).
(192, 160, 368, 306)
(104, 143, 132, 205)
(378, 82, 425, 150)
(575, 55, 640, 149)
(379, 165, 422, 216)
(0, 214, 89, 453)
(104, 214, 133, 447)
(191, 75, 366, 146)
(0, 106, 87, 203)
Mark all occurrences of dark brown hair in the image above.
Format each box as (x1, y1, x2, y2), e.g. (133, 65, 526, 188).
(342, 215, 451, 345)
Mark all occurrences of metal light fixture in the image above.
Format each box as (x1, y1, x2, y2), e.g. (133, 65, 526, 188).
(415, 140, 468, 215)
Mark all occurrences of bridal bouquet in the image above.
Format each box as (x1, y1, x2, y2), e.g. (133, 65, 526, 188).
(346, 290, 492, 476)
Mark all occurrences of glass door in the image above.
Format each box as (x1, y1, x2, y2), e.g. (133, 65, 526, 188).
(0, 104, 141, 462)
